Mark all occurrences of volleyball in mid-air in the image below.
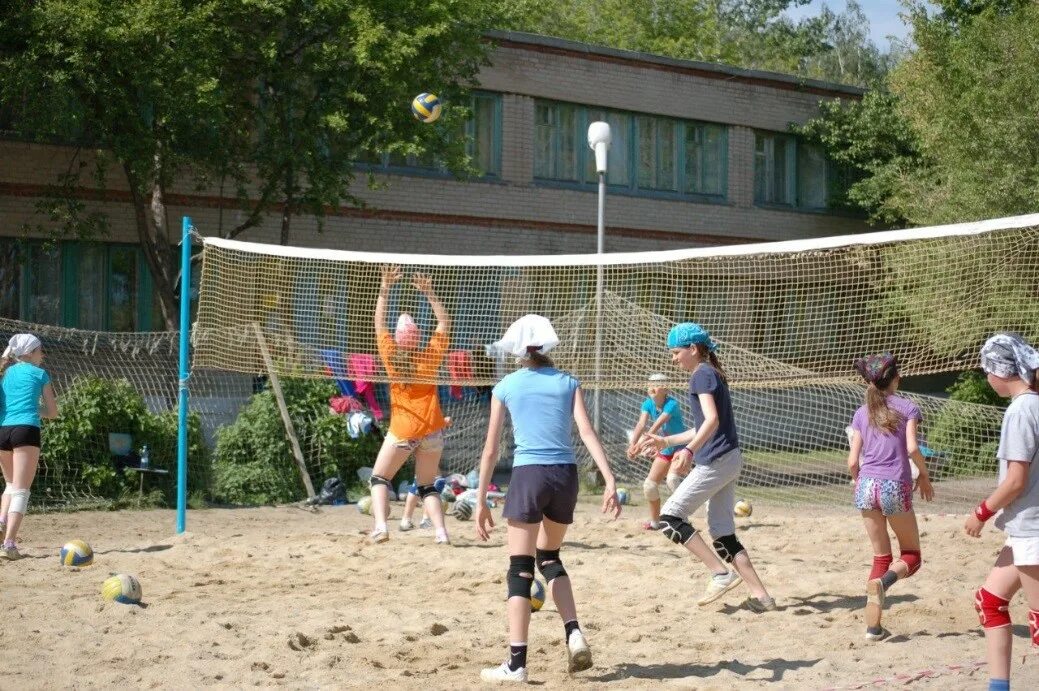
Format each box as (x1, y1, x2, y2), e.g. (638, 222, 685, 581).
(411, 93, 442, 123)
(734, 499, 753, 517)
(60, 539, 93, 567)
(102, 574, 142, 605)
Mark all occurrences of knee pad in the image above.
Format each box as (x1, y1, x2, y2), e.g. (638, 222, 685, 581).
(416, 483, 439, 499)
(535, 548, 567, 582)
(869, 554, 893, 581)
(507, 555, 536, 599)
(642, 478, 660, 501)
(658, 514, 696, 545)
(665, 473, 682, 493)
(1029, 609, 1039, 647)
(7, 488, 29, 515)
(368, 474, 391, 489)
(899, 550, 921, 577)
(975, 587, 1011, 629)
(712, 534, 746, 563)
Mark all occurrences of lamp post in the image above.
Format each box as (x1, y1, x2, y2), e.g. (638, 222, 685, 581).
(587, 122, 611, 435)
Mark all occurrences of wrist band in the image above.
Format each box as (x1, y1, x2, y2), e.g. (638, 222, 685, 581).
(975, 500, 995, 522)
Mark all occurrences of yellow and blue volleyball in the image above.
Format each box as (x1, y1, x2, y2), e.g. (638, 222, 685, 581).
(102, 574, 142, 605)
(59, 539, 93, 567)
(411, 93, 442, 123)
(530, 578, 546, 612)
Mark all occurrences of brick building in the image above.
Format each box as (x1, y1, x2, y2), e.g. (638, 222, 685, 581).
(0, 31, 868, 332)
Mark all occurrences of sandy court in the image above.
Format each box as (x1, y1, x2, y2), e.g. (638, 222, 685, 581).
(3, 499, 1039, 689)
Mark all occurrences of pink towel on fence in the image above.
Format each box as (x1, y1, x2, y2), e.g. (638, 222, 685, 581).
(348, 353, 384, 420)
(447, 349, 474, 400)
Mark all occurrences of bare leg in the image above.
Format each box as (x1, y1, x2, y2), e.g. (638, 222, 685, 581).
(506, 519, 539, 650)
(402, 491, 419, 521)
(981, 547, 1020, 682)
(643, 457, 670, 524)
(731, 551, 770, 599)
(537, 517, 574, 621)
(4, 446, 40, 543)
(886, 511, 921, 579)
(861, 510, 892, 631)
(0, 450, 12, 526)
(368, 438, 412, 534)
(414, 446, 447, 541)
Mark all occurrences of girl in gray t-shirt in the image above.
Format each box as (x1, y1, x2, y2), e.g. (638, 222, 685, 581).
(964, 332, 1039, 691)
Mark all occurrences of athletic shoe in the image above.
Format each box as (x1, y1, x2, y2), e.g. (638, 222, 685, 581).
(0, 542, 22, 561)
(418, 517, 433, 529)
(864, 626, 889, 642)
(641, 520, 663, 530)
(743, 595, 777, 612)
(399, 519, 415, 532)
(434, 532, 450, 545)
(865, 578, 885, 631)
(480, 662, 528, 683)
(367, 527, 389, 544)
(696, 570, 743, 606)
(566, 629, 593, 673)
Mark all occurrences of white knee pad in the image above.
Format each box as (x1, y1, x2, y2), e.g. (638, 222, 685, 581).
(8, 488, 29, 514)
(665, 473, 683, 493)
(642, 478, 660, 501)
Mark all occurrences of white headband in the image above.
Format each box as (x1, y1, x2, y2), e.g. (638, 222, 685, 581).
(2, 333, 41, 360)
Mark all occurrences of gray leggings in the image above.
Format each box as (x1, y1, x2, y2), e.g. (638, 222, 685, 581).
(660, 447, 743, 537)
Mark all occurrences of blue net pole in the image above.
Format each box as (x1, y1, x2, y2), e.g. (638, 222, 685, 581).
(176, 216, 192, 533)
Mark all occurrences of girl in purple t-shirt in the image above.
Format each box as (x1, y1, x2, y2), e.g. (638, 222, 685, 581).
(847, 352, 934, 641)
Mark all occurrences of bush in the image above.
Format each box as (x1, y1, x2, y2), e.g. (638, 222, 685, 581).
(40, 376, 209, 506)
(926, 371, 1004, 477)
(211, 378, 382, 505)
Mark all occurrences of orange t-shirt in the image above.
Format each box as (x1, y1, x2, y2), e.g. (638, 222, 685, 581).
(377, 331, 448, 440)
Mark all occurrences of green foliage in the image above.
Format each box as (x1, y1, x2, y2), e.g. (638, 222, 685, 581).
(947, 370, 1006, 406)
(40, 376, 209, 505)
(212, 377, 381, 505)
(926, 371, 1004, 477)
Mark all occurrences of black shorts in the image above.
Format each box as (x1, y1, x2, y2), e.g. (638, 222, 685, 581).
(0, 425, 41, 451)
(502, 463, 579, 525)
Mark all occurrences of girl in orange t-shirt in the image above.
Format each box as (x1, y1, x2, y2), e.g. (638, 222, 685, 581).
(367, 265, 451, 545)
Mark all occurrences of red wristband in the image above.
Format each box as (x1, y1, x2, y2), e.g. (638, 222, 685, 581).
(975, 500, 996, 522)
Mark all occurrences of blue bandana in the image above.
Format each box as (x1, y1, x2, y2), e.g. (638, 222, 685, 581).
(666, 322, 717, 351)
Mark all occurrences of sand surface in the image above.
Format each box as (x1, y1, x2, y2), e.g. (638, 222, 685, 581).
(3, 500, 1038, 689)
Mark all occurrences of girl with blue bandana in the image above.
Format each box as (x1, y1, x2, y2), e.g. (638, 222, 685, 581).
(964, 333, 1039, 691)
(640, 322, 775, 612)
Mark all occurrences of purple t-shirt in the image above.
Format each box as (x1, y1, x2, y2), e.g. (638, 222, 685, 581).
(851, 395, 922, 483)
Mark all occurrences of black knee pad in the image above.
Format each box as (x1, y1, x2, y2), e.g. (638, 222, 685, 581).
(535, 548, 568, 582)
(369, 474, 391, 489)
(416, 483, 439, 499)
(712, 534, 745, 563)
(507, 555, 536, 599)
(659, 514, 696, 545)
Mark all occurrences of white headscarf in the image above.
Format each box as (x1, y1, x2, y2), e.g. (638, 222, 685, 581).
(980, 332, 1039, 384)
(2, 333, 41, 360)
(492, 314, 559, 357)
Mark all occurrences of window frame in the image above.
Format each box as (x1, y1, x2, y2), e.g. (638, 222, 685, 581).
(754, 131, 837, 213)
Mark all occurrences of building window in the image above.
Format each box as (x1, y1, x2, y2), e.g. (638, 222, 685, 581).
(0, 240, 22, 319)
(27, 243, 62, 324)
(364, 91, 502, 178)
(535, 99, 727, 201)
(754, 132, 833, 210)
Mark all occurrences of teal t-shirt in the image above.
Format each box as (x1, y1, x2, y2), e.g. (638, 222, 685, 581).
(641, 396, 686, 455)
(492, 367, 579, 467)
(1, 362, 50, 427)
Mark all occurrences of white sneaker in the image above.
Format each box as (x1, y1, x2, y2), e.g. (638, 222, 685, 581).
(367, 527, 389, 544)
(418, 517, 433, 529)
(434, 532, 450, 545)
(697, 570, 743, 606)
(399, 519, 415, 532)
(480, 662, 528, 683)
(566, 629, 593, 673)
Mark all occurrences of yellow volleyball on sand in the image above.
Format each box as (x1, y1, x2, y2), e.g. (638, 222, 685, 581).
(734, 499, 753, 518)
(60, 539, 93, 567)
(102, 574, 142, 605)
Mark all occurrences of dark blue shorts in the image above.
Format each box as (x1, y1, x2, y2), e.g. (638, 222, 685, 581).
(502, 463, 579, 525)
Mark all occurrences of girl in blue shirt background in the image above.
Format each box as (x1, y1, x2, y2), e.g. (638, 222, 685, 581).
(0, 333, 59, 560)
(627, 373, 690, 530)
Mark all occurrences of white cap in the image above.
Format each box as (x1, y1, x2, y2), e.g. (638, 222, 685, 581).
(492, 314, 559, 357)
(2, 333, 41, 359)
(648, 373, 668, 383)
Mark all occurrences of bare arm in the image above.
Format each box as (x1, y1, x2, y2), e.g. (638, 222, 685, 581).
(375, 265, 401, 336)
(413, 274, 450, 334)
(847, 428, 863, 481)
(475, 397, 507, 540)
(627, 411, 650, 459)
(39, 383, 58, 419)
(906, 418, 933, 500)
(646, 411, 672, 436)
(966, 461, 1030, 537)
(573, 387, 621, 518)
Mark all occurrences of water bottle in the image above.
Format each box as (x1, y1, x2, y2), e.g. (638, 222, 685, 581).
(140, 445, 150, 470)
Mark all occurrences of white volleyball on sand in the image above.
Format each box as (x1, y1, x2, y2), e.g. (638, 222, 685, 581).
(454, 499, 473, 520)
(357, 496, 373, 515)
(734, 499, 753, 518)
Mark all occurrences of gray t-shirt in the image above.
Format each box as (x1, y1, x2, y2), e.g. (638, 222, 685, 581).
(994, 392, 1039, 537)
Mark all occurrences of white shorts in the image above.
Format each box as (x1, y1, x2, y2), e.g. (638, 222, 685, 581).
(1005, 535, 1039, 566)
(385, 429, 444, 454)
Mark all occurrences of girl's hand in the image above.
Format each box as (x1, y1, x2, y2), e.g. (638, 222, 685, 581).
(917, 476, 934, 502)
(964, 514, 984, 538)
(475, 502, 495, 541)
(848, 463, 859, 483)
(601, 480, 621, 520)
(412, 273, 433, 295)
(638, 433, 667, 456)
(625, 445, 637, 460)
(381, 265, 402, 291)
(672, 448, 693, 475)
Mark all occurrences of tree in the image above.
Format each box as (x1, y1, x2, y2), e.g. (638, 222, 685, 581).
(0, 0, 502, 327)
(799, 1, 896, 87)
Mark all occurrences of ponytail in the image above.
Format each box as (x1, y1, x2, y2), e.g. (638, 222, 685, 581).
(518, 350, 554, 369)
(865, 381, 901, 433)
(695, 343, 727, 382)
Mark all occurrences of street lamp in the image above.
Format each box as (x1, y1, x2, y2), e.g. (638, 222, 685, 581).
(587, 122, 611, 435)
